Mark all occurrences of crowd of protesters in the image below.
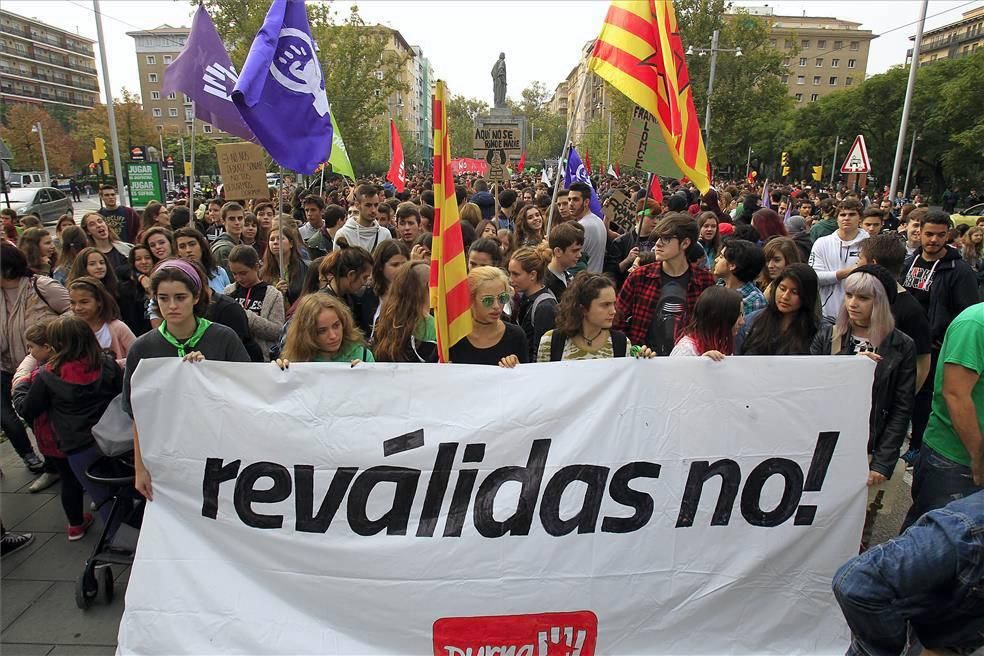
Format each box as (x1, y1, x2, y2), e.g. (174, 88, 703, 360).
(1, 169, 982, 654)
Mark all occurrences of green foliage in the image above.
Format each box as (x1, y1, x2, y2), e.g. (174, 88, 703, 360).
(69, 88, 159, 176)
(447, 95, 489, 158)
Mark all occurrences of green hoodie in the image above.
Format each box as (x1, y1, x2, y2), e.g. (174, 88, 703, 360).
(313, 342, 375, 363)
(809, 216, 837, 242)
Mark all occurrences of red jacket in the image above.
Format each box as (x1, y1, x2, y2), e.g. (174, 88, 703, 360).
(615, 261, 715, 346)
(16, 369, 64, 458)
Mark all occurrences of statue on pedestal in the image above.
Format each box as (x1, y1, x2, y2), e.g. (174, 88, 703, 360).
(491, 53, 507, 108)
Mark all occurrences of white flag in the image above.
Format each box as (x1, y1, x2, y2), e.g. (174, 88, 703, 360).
(608, 164, 618, 179)
(541, 169, 550, 185)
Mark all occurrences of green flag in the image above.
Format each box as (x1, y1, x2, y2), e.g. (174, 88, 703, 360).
(328, 110, 355, 180)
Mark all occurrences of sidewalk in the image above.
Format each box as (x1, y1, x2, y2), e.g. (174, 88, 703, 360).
(1, 440, 123, 656)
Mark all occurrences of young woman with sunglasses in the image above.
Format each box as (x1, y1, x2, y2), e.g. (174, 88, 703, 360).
(449, 266, 528, 367)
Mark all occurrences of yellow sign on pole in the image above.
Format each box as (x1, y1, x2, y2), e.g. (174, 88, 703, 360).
(184, 162, 192, 177)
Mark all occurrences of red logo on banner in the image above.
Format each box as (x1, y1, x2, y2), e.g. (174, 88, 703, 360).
(433, 611, 597, 656)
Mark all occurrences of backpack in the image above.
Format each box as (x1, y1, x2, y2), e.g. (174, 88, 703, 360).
(549, 329, 628, 362)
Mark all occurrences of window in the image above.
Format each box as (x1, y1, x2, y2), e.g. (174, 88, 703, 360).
(151, 91, 160, 100)
(846, 77, 854, 86)
(167, 92, 176, 100)
(146, 55, 156, 65)
(163, 55, 172, 64)
(848, 59, 856, 68)
(785, 39, 794, 49)
(203, 124, 213, 134)
(829, 76, 838, 85)
(801, 39, 810, 49)
(811, 93, 819, 102)
(781, 74, 789, 84)
(148, 73, 158, 83)
(795, 93, 803, 102)
(152, 108, 162, 117)
(374, 71, 383, 80)
(813, 76, 821, 85)
(799, 58, 807, 67)
(832, 58, 840, 68)
(374, 89, 381, 97)
(185, 108, 193, 120)
(816, 58, 824, 67)
(169, 108, 178, 117)
(796, 75, 805, 85)
(783, 57, 791, 66)
(834, 40, 843, 50)
(818, 39, 827, 49)
(850, 41, 860, 51)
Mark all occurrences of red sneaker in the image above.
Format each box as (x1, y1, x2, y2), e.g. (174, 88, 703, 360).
(67, 513, 94, 542)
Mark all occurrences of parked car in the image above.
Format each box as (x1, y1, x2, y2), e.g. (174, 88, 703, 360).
(9, 172, 45, 188)
(5, 186, 74, 224)
(951, 203, 984, 228)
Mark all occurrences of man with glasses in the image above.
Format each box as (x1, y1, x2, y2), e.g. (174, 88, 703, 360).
(615, 213, 714, 355)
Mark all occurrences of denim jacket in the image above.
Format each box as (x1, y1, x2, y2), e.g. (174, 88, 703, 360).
(833, 490, 984, 655)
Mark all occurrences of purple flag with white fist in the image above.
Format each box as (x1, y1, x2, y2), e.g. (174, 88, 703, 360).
(564, 146, 603, 216)
(162, 5, 254, 141)
(232, 0, 333, 174)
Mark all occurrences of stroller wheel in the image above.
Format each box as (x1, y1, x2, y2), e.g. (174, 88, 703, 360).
(75, 569, 98, 609)
(98, 566, 115, 604)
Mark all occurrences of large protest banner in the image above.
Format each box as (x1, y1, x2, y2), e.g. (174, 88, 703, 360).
(119, 357, 871, 655)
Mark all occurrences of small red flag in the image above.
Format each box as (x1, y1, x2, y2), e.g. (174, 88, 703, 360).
(649, 174, 664, 203)
(584, 148, 592, 175)
(387, 120, 406, 193)
(615, 162, 620, 177)
(517, 151, 526, 174)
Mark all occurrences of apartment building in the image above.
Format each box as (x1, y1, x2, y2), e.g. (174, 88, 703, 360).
(911, 6, 984, 65)
(127, 24, 224, 138)
(0, 9, 100, 110)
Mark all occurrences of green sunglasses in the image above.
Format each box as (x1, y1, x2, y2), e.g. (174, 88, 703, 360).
(480, 292, 511, 308)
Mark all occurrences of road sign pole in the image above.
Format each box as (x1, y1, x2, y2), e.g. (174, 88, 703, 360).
(93, 0, 127, 203)
(889, 0, 928, 203)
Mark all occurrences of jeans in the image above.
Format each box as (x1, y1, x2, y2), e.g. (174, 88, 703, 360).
(1, 370, 34, 459)
(834, 491, 984, 656)
(902, 446, 982, 532)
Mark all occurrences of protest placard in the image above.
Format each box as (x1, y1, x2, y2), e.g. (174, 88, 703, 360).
(215, 142, 269, 200)
(620, 106, 686, 179)
(603, 189, 637, 233)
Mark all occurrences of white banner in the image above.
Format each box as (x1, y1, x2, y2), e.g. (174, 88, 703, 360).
(119, 357, 872, 655)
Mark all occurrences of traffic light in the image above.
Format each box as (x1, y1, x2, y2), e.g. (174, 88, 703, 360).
(811, 165, 823, 182)
(781, 152, 790, 178)
(92, 137, 107, 165)
(101, 159, 110, 175)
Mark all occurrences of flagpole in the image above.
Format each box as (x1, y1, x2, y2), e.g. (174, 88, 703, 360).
(888, 0, 928, 203)
(277, 166, 285, 283)
(92, 0, 126, 202)
(546, 71, 589, 233)
(189, 101, 196, 197)
(638, 171, 653, 237)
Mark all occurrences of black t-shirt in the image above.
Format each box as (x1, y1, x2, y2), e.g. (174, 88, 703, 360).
(102, 247, 129, 277)
(229, 282, 269, 316)
(449, 322, 529, 366)
(646, 268, 691, 355)
(206, 293, 264, 362)
(901, 255, 938, 316)
(122, 323, 250, 417)
(892, 290, 932, 356)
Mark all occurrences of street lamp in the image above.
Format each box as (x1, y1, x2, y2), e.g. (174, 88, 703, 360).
(688, 30, 742, 154)
(903, 132, 922, 199)
(745, 146, 754, 178)
(31, 123, 50, 187)
(829, 136, 845, 185)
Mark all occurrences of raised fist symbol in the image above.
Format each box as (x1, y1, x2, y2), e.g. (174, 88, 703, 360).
(537, 626, 586, 656)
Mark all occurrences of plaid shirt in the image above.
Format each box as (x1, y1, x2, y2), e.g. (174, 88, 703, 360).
(615, 261, 715, 346)
(738, 281, 768, 317)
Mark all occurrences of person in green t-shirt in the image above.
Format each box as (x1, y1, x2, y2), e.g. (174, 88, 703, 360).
(903, 302, 983, 530)
(275, 293, 374, 368)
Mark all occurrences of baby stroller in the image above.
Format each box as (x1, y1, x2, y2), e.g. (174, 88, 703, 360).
(76, 394, 145, 609)
(75, 452, 144, 609)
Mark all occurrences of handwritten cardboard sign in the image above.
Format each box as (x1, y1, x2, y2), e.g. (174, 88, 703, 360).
(620, 106, 684, 179)
(603, 189, 637, 233)
(215, 142, 268, 200)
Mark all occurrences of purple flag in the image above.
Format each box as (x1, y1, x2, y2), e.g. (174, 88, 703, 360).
(563, 146, 603, 216)
(162, 5, 254, 141)
(232, 0, 333, 174)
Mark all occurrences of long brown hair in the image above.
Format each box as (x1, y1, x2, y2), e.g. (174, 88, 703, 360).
(372, 261, 430, 362)
(46, 314, 104, 374)
(681, 286, 742, 355)
(756, 236, 802, 290)
(56, 225, 88, 273)
(69, 276, 121, 323)
(80, 212, 120, 244)
(515, 205, 545, 246)
(260, 224, 305, 284)
(68, 247, 119, 298)
(17, 227, 50, 273)
(283, 293, 365, 362)
(554, 272, 614, 337)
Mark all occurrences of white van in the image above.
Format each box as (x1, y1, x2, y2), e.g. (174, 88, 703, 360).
(10, 172, 45, 188)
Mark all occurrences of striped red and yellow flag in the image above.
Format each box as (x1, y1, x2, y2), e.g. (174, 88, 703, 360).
(589, 0, 711, 193)
(430, 80, 472, 363)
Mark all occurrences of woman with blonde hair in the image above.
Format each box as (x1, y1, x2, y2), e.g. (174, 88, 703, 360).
(459, 202, 482, 229)
(756, 236, 802, 291)
(810, 265, 915, 547)
(449, 265, 527, 366)
(277, 293, 374, 366)
(372, 261, 437, 363)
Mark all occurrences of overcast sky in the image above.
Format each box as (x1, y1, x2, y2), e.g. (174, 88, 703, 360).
(6, 0, 980, 106)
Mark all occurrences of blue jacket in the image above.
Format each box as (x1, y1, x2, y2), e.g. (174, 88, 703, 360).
(833, 491, 984, 654)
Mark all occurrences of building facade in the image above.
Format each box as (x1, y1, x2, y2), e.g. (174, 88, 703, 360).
(412, 45, 433, 165)
(749, 8, 875, 106)
(911, 6, 984, 65)
(559, 41, 612, 144)
(126, 25, 224, 138)
(0, 9, 99, 110)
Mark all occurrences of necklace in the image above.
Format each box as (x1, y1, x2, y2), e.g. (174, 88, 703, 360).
(583, 327, 606, 346)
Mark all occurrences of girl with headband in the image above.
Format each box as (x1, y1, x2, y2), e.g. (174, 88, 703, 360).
(122, 258, 251, 501)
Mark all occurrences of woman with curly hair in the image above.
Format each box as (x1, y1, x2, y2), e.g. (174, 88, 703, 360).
(277, 293, 374, 366)
(515, 205, 546, 248)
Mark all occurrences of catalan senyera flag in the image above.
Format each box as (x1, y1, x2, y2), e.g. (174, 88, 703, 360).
(589, 0, 711, 193)
(430, 81, 472, 363)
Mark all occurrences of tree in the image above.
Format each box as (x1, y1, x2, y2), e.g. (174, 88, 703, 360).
(0, 103, 77, 175)
(447, 95, 489, 158)
(199, 1, 408, 176)
(70, 88, 159, 175)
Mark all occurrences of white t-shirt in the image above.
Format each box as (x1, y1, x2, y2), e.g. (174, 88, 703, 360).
(579, 212, 607, 273)
(669, 335, 701, 357)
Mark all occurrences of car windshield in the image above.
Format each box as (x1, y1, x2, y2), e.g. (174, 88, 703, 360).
(5, 188, 37, 203)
